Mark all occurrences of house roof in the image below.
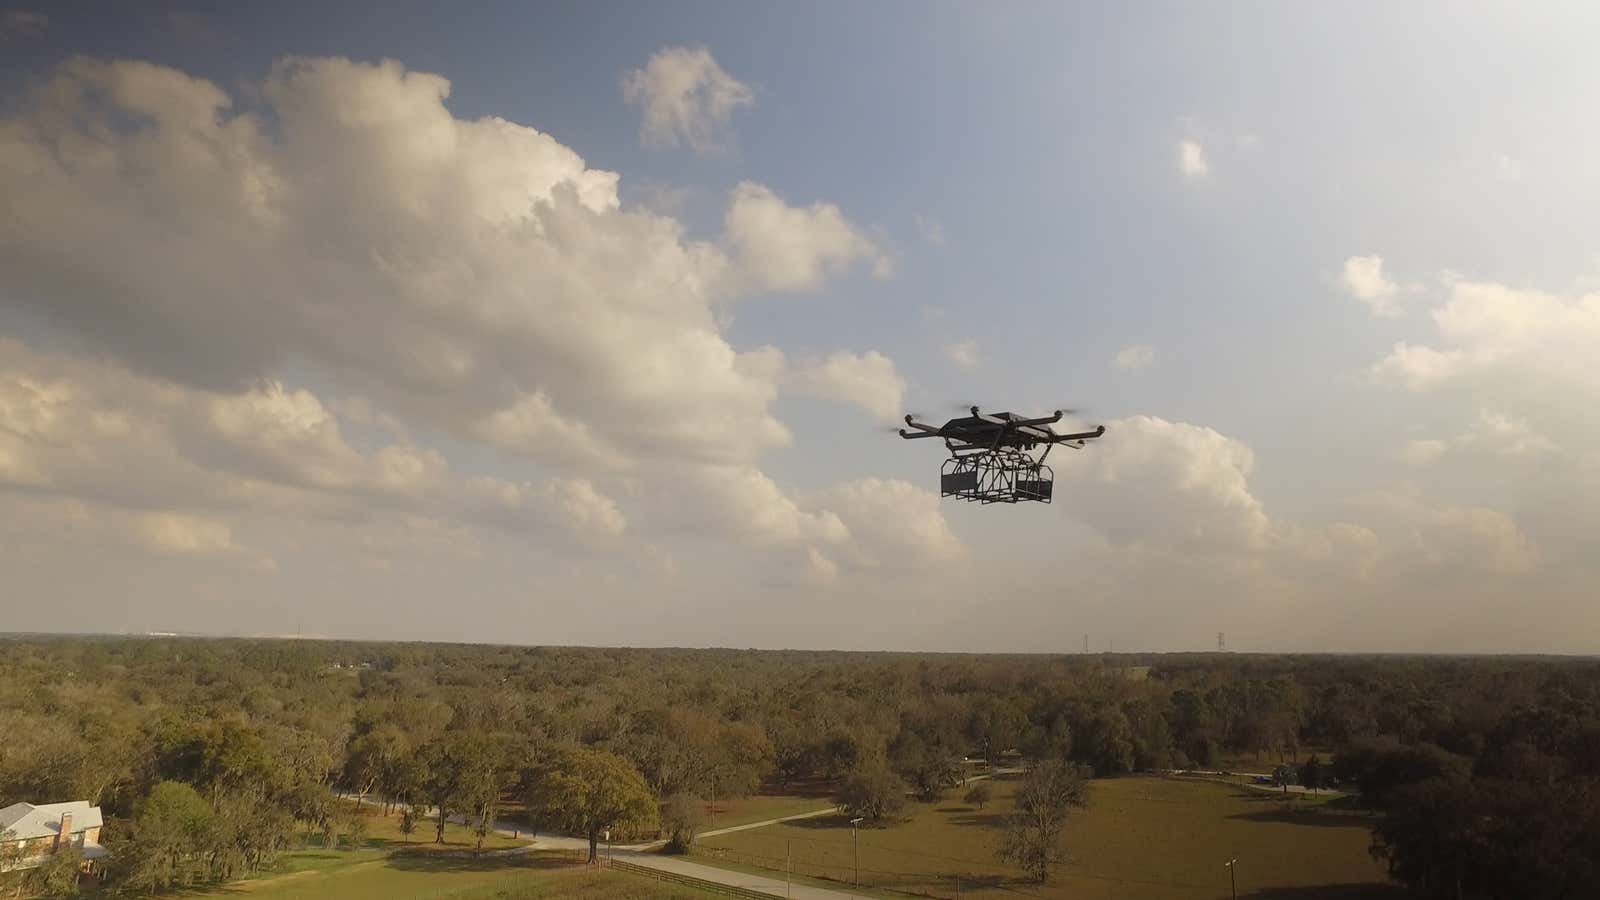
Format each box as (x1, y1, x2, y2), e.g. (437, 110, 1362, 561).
(0, 801, 104, 841)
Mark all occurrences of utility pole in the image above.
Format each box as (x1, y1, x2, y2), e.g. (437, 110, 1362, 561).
(850, 817, 864, 888)
(786, 839, 792, 899)
(1225, 858, 1238, 900)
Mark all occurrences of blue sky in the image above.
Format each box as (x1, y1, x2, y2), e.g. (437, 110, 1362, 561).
(2, 2, 1598, 652)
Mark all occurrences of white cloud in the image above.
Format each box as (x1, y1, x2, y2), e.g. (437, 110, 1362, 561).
(0, 57, 893, 481)
(1458, 409, 1558, 458)
(806, 478, 964, 569)
(657, 464, 848, 548)
(786, 350, 906, 421)
(805, 546, 840, 585)
(622, 45, 753, 154)
(723, 181, 891, 293)
(1349, 489, 1540, 577)
(1113, 344, 1156, 370)
(1178, 139, 1209, 178)
(0, 341, 630, 548)
(944, 339, 980, 371)
(136, 511, 239, 555)
(1404, 410, 1559, 465)
(1055, 415, 1272, 552)
(914, 215, 946, 246)
(1340, 255, 1402, 318)
(462, 476, 627, 541)
(1400, 439, 1450, 466)
(1372, 279, 1600, 392)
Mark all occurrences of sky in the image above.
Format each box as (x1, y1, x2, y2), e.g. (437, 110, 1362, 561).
(2, 2, 1598, 653)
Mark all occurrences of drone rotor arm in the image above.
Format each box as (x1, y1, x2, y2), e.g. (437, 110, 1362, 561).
(1015, 412, 1065, 428)
(1049, 425, 1105, 442)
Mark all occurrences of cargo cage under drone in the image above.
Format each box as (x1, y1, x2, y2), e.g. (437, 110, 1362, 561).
(941, 448, 1054, 504)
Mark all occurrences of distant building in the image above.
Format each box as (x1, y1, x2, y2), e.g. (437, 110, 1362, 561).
(0, 801, 109, 874)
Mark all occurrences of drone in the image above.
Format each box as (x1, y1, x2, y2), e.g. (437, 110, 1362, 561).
(900, 407, 1104, 504)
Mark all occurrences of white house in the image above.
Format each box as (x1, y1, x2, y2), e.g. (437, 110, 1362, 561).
(0, 801, 108, 872)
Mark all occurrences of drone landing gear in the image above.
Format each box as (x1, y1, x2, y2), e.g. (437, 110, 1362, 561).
(940, 450, 1054, 504)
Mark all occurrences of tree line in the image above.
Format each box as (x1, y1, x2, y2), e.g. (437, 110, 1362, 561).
(1, 637, 1597, 896)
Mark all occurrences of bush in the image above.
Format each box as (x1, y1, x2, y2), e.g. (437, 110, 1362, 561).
(963, 782, 992, 810)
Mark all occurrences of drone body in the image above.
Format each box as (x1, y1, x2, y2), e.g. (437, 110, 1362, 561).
(900, 407, 1104, 504)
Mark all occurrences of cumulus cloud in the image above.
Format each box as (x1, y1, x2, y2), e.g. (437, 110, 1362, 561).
(1400, 439, 1450, 467)
(723, 181, 891, 292)
(786, 350, 906, 421)
(653, 464, 848, 548)
(1340, 255, 1402, 318)
(1113, 344, 1155, 370)
(806, 478, 964, 569)
(1054, 415, 1272, 553)
(0, 54, 950, 609)
(1349, 489, 1540, 577)
(943, 339, 980, 371)
(136, 512, 239, 555)
(622, 45, 753, 154)
(1399, 410, 1558, 466)
(1373, 279, 1600, 392)
(0, 57, 903, 482)
(0, 341, 630, 548)
(1178, 139, 1209, 178)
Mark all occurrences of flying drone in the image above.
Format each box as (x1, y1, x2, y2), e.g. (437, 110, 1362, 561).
(900, 407, 1105, 504)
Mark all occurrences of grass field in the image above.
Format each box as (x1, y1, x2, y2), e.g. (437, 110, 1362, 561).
(349, 803, 526, 853)
(184, 851, 720, 899)
(700, 793, 834, 830)
(696, 775, 1400, 900)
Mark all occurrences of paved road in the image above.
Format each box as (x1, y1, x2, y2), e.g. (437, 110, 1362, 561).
(694, 807, 838, 841)
(609, 848, 862, 899)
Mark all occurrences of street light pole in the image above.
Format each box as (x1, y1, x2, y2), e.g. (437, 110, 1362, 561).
(850, 817, 864, 888)
(1226, 858, 1237, 900)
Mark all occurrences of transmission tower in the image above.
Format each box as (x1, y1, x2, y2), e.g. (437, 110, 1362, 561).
(1217, 632, 1226, 652)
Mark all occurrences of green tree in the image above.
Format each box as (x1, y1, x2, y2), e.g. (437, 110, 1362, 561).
(660, 792, 704, 854)
(27, 845, 82, 899)
(998, 760, 1089, 883)
(836, 760, 907, 824)
(1302, 754, 1323, 793)
(0, 828, 26, 897)
(890, 731, 961, 803)
(398, 807, 418, 844)
(963, 782, 992, 811)
(524, 746, 657, 862)
(109, 780, 215, 892)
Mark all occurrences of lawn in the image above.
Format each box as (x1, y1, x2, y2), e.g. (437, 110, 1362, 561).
(350, 803, 526, 853)
(696, 775, 1401, 900)
(183, 852, 720, 899)
(699, 793, 834, 831)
